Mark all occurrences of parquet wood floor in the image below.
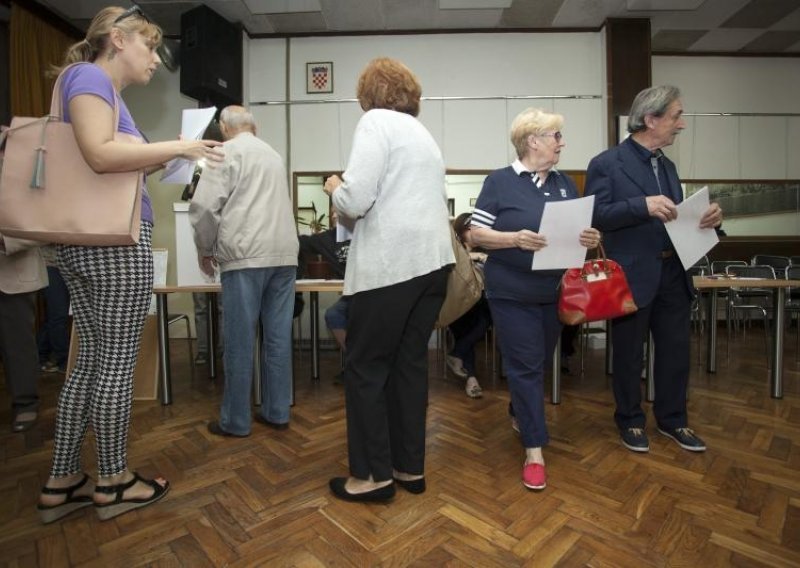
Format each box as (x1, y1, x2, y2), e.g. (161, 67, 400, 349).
(1, 324, 799, 567)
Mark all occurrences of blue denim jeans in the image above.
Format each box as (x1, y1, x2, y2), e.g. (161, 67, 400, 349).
(220, 266, 296, 435)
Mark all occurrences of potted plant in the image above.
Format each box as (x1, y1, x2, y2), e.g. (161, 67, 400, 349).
(298, 204, 333, 279)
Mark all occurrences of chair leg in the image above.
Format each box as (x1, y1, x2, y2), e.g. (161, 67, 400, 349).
(184, 318, 195, 379)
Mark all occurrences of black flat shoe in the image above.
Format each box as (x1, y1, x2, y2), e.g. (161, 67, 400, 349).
(207, 421, 249, 437)
(394, 477, 426, 494)
(329, 477, 395, 503)
(254, 414, 289, 430)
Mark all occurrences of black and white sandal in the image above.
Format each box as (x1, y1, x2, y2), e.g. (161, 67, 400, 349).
(37, 474, 94, 524)
(94, 472, 170, 521)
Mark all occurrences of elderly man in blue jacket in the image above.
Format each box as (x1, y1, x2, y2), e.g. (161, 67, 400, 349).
(585, 85, 723, 453)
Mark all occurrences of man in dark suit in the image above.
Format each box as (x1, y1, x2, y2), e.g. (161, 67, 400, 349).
(585, 85, 723, 453)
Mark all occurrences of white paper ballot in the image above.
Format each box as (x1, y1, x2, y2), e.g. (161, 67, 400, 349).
(335, 216, 356, 242)
(665, 186, 719, 270)
(531, 195, 595, 271)
(161, 107, 217, 184)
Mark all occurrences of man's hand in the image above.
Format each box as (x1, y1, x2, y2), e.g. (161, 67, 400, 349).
(646, 195, 678, 222)
(199, 255, 216, 277)
(699, 202, 723, 229)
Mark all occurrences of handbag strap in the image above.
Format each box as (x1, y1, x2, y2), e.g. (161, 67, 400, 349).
(22, 64, 123, 189)
(50, 63, 121, 133)
(582, 243, 613, 277)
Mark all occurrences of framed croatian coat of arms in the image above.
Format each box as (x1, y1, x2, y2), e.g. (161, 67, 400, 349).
(306, 62, 333, 94)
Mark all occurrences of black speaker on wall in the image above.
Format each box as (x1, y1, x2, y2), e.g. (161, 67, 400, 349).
(180, 5, 242, 108)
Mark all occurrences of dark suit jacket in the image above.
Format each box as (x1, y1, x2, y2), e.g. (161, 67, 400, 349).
(584, 138, 691, 307)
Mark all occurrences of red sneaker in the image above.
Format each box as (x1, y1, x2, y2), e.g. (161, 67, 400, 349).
(522, 463, 546, 490)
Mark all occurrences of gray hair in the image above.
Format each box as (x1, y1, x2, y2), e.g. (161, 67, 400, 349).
(220, 106, 256, 132)
(627, 85, 681, 134)
(510, 107, 564, 159)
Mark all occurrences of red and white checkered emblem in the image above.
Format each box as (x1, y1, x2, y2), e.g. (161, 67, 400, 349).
(311, 66, 328, 90)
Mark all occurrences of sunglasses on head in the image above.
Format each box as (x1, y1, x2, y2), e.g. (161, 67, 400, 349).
(114, 5, 151, 25)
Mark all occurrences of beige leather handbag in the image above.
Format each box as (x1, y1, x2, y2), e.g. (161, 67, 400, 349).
(0, 64, 142, 246)
(435, 225, 484, 329)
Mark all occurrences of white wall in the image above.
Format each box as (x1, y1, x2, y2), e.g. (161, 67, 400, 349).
(249, 32, 605, 173)
(653, 56, 800, 180)
(653, 56, 800, 237)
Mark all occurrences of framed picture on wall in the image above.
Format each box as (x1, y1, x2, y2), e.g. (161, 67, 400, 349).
(469, 198, 477, 207)
(447, 198, 455, 217)
(307, 62, 334, 94)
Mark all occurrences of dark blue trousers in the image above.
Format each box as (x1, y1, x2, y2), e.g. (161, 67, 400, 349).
(449, 297, 491, 377)
(489, 299, 561, 448)
(611, 255, 692, 430)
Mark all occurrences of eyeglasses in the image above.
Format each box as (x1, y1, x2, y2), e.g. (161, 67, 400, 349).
(538, 131, 563, 142)
(114, 5, 151, 25)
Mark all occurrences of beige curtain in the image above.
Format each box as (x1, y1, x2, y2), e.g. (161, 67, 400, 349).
(9, 3, 77, 117)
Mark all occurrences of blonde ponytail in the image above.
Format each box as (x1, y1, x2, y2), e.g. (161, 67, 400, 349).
(49, 6, 162, 77)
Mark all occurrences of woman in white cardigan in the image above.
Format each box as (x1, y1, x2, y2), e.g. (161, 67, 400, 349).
(323, 57, 454, 502)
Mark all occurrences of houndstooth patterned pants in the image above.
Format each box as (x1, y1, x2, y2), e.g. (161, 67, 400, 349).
(50, 223, 153, 477)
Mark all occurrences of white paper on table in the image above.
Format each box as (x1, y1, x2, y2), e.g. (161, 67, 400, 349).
(531, 195, 595, 270)
(664, 186, 719, 270)
(336, 216, 356, 242)
(161, 107, 217, 184)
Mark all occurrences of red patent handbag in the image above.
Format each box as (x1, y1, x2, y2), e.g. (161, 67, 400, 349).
(558, 245, 638, 325)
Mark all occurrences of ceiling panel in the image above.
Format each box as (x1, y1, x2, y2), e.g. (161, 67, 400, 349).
(651, 29, 706, 51)
(688, 28, 764, 52)
(626, 0, 705, 9)
(319, 0, 384, 31)
(500, 0, 564, 28)
(268, 11, 327, 33)
(741, 29, 800, 52)
(721, 0, 799, 29)
(16, 0, 800, 53)
(646, 0, 749, 31)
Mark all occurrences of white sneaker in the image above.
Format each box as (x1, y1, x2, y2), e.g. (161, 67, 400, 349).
(446, 355, 467, 378)
(465, 377, 482, 398)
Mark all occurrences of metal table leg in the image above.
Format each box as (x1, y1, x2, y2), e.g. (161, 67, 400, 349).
(706, 289, 718, 373)
(605, 322, 613, 375)
(207, 292, 217, 380)
(156, 293, 172, 405)
(310, 291, 320, 381)
(770, 288, 786, 399)
(551, 335, 562, 405)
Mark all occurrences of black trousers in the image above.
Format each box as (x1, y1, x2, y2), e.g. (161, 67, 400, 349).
(0, 291, 39, 414)
(611, 256, 692, 430)
(344, 268, 448, 482)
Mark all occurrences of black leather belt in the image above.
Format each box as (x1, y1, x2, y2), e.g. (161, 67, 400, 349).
(660, 250, 674, 259)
